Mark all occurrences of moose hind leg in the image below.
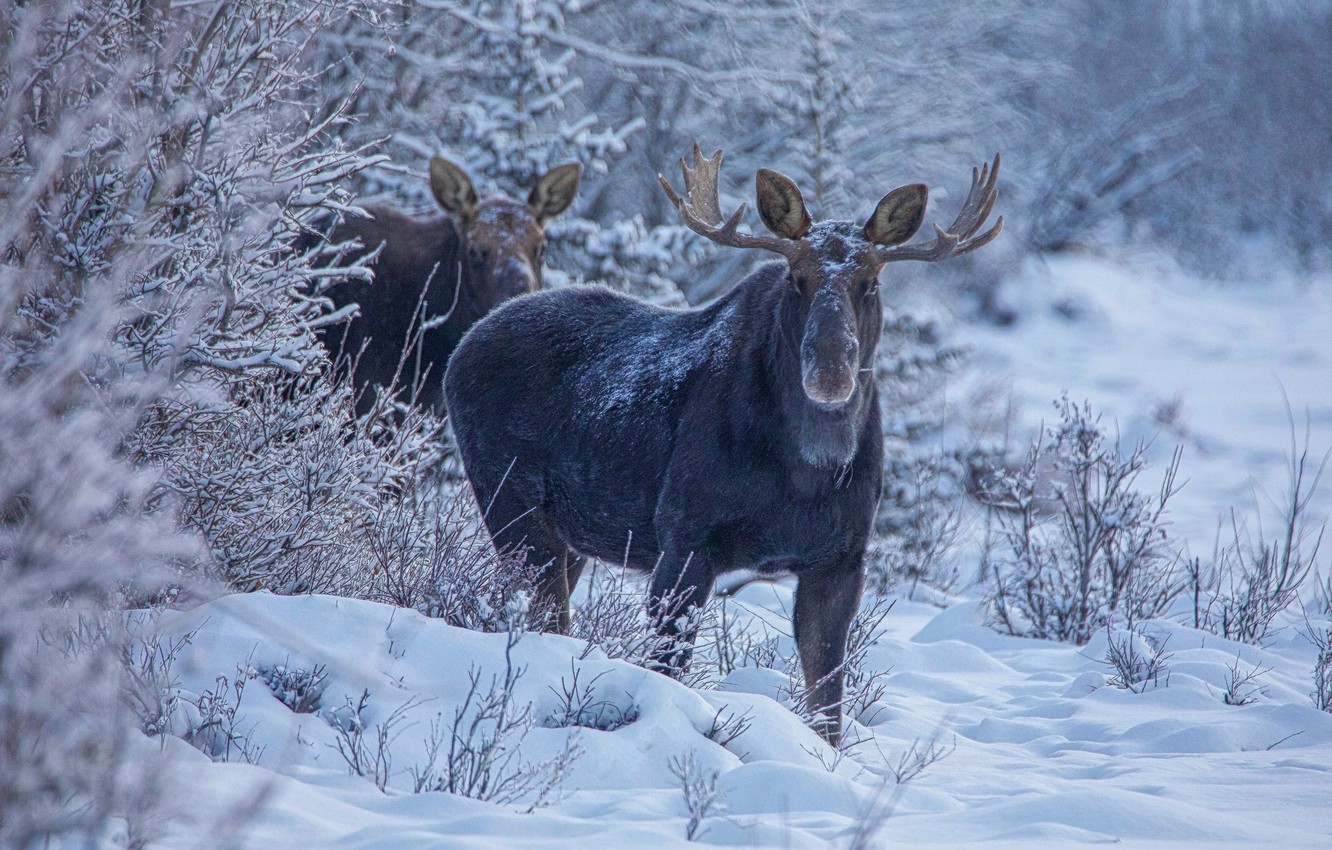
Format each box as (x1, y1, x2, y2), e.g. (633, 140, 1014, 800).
(470, 473, 577, 634)
(793, 563, 865, 745)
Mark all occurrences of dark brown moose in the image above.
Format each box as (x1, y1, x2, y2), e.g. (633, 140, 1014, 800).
(444, 146, 1001, 743)
(316, 157, 580, 414)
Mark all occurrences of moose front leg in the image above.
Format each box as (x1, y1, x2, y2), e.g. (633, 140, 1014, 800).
(646, 552, 715, 679)
(793, 561, 865, 745)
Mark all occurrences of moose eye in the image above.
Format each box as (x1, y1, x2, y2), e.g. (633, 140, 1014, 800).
(862, 278, 879, 298)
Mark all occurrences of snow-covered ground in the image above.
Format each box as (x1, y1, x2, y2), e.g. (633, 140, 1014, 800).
(136, 253, 1332, 848)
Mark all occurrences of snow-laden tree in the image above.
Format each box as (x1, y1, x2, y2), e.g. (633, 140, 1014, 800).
(312, 0, 706, 304)
(1008, 0, 1332, 272)
(0, 0, 501, 836)
(768, 1, 862, 213)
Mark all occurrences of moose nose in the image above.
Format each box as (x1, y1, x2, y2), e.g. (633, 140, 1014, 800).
(800, 291, 859, 406)
(801, 338, 859, 405)
(495, 255, 538, 296)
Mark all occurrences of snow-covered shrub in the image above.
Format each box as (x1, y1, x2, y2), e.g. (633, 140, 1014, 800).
(889, 733, 957, 785)
(362, 481, 540, 632)
(0, 616, 176, 849)
(0, 3, 224, 841)
(182, 664, 265, 765)
(571, 569, 707, 681)
(1189, 436, 1326, 645)
(841, 596, 896, 728)
(982, 396, 1185, 644)
(1193, 533, 1315, 647)
(1308, 626, 1332, 713)
(570, 566, 664, 664)
(702, 594, 785, 680)
(761, 594, 897, 745)
(330, 689, 419, 793)
(542, 664, 640, 732)
(409, 631, 583, 810)
(137, 374, 443, 594)
(1101, 626, 1171, 693)
(121, 621, 199, 738)
(1220, 655, 1270, 707)
(703, 706, 753, 749)
(668, 749, 727, 842)
(1301, 582, 1332, 713)
(261, 663, 328, 715)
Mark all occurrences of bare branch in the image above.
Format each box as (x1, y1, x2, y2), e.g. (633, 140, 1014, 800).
(417, 0, 798, 84)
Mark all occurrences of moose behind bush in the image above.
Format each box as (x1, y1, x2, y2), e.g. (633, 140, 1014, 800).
(311, 157, 580, 414)
(445, 146, 1001, 743)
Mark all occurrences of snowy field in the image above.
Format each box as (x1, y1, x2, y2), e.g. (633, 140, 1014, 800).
(136, 254, 1332, 849)
(963, 251, 1332, 549)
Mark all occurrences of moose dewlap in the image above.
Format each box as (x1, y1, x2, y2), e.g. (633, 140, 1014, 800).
(445, 145, 1001, 744)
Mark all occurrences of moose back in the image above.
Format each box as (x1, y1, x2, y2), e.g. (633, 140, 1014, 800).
(445, 147, 1001, 743)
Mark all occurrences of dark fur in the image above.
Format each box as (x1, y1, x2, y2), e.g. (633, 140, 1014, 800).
(315, 207, 471, 414)
(445, 243, 887, 742)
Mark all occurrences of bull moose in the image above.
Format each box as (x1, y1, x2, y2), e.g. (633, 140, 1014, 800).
(312, 157, 580, 414)
(444, 146, 1001, 743)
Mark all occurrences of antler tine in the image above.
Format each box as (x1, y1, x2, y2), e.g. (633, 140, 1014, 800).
(658, 143, 802, 258)
(878, 153, 1003, 264)
(949, 153, 1000, 241)
(956, 215, 1004, 256)
(679, 143, 724, 226)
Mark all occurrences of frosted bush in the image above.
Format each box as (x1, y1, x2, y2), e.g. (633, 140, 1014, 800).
(983, 396, 1185, 644)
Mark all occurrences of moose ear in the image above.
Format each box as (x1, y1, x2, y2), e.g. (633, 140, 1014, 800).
(529, 163, 582, 223)
(429, 156, 478, 220)
(755, 168, 811, 240)
(864, 184, 928, 247)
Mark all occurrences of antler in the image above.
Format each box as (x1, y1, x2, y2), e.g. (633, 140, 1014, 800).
(659, 144, 802, 259)
(877, 154, 1004, 264)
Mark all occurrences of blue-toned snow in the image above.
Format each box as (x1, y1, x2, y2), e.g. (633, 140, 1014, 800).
(114, 252, 1332, 849)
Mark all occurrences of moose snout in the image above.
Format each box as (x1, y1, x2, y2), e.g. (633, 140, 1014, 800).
(801, 345, 858, 405)
(493, 255, 538, 298)
(801, 335, 859, 406)
(800, 289, 860, 406)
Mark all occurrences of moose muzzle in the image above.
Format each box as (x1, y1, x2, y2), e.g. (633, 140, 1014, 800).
(492, 255, 539, 300)
(800, 288, 860, 406)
